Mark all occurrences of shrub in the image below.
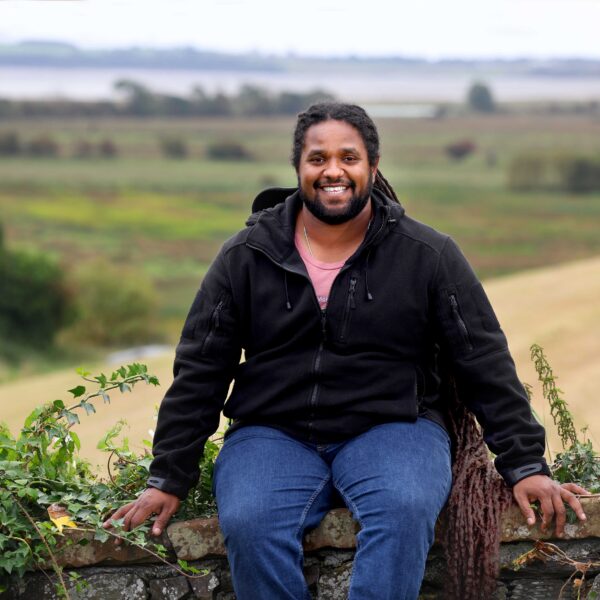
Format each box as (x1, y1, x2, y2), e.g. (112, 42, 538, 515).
(0, 230, 74, 351)
(557, 156, 600, 193)
(65, 260, 160, 347)
(26, 134, 59, 157)
(466, 82, 496, 113)
(159, 136, 188, 159)
(445, 140, 476, 161)
(98, 138, 118, 158)
(207, 140, 252, 161)
(0, 131, 21, 156)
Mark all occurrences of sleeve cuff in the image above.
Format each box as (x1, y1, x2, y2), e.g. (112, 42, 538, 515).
(147, 476, 189, 500)
(500, 461, 552, 487)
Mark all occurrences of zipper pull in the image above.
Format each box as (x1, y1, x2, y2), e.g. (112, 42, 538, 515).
(321, 310, 327, 341)
(349, 277, 357, 309)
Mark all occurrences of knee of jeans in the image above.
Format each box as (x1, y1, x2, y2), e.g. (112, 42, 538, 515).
(217, 502, 274, 543)
(366, 489, 443, 528)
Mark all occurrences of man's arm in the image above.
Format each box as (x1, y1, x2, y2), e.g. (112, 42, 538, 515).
(432, 237, 587, 535)
(104, 248, 242, 535)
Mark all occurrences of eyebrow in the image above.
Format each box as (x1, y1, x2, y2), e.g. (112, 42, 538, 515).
(306, 146, 362, 156)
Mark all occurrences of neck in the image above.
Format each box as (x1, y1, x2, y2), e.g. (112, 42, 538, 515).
(297, 199, 373, 262)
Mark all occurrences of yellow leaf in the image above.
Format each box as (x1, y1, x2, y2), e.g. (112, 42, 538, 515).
(50, 515, 77, 534)
(47, 504, 76, 534)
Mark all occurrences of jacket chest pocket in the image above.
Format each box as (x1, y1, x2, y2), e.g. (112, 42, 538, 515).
(338, 275, 358, 344)
(201, 295, 228, 355)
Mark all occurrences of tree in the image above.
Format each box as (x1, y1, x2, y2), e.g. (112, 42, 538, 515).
(466, 82, 496, 113)
(0, 225, 74, 351)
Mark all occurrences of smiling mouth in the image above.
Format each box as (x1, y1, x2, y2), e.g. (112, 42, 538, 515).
(320, 185, 348, 194)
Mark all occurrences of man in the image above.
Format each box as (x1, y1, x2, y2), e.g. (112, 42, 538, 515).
(106, 103, 587, 600)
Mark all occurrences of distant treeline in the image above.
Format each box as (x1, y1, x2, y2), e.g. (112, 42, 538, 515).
(0, 80, 335, 118)
(3, 41, 600, 76)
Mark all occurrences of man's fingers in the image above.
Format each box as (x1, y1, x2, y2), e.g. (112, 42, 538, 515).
(561, 487, 588, 522)
(561, 482, 591, 496)
(103, 501, 135, 528)
(513, 488, 536, 526)
(539, 495, 555, 532)
(551, 492, 567, 537)
(152, 503, 176, 536)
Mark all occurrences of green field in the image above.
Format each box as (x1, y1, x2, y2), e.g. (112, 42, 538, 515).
(2, 113, 600, 348)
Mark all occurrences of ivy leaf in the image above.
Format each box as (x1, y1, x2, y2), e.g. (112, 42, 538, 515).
(95, 373, 108, 387)
(118, 383, 131, 393)
(62, 410, 80, 426)
(148, 376, 160, 386)
(80, 401, 96, 416)
(68, 386, 86, 398)
(52, 399, 65, 411)
(93, 528, 110, 543)
(76, 367, 91, 378)
(100, 390, 111, 404)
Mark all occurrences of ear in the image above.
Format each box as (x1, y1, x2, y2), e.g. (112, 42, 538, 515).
(371, 157, 380, 178)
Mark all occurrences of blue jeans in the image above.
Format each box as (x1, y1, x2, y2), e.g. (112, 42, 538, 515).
(213, 419, 452, 600)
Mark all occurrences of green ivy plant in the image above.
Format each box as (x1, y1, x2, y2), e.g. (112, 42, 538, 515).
(0, 362, 218, 597)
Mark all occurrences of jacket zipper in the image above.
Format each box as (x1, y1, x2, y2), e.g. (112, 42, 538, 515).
(339, 276, 357, 342)
(449, 293, 473, 352)
(307, 311, 327, 436)
(201, 299, 224, 354)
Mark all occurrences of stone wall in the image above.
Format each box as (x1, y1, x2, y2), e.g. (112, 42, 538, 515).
(3, 498, 600, 599)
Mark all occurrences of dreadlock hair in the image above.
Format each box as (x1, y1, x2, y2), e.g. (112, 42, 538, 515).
(292, 101, 515, 598)
(291, 102, 400, 203)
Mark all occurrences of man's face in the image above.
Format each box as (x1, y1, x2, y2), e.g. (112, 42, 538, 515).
(297, 119, 378, 225)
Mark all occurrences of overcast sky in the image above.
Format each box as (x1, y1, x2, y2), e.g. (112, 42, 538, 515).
(1, 0, 600, 60)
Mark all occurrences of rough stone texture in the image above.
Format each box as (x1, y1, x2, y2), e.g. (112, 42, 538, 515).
(501, 496, 600, 542)
(5, 497, 600, 599)
(148, 575, 191, 600)
(54, 528, 174, 568)
(168, 517, 226, 560)
(189, 571, 220, 599)
(304, 509, 360, 551)
(316, 563, 352, 600)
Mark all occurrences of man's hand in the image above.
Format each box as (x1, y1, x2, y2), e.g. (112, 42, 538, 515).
(512, 475, 590, 537)
(103, 487, 181, 542)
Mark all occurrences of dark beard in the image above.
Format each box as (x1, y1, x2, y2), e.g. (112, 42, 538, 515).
(299, 174, 373, 225)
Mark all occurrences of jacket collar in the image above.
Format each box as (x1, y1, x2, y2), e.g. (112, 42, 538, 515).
(245, 187, 404, 268)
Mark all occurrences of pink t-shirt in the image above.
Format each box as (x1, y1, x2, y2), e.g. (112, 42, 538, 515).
(295, 233, 345, 309)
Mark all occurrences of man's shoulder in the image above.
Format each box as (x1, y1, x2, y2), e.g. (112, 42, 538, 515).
(391, 210, 450, 255)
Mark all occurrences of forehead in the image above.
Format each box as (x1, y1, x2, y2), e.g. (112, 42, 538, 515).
(301, 119, 367, 154)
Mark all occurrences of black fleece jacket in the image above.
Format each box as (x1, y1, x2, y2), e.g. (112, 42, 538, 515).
(148, 188, 550, 499)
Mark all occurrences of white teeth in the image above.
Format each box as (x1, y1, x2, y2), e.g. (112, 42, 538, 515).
(322, 186, 346, 193)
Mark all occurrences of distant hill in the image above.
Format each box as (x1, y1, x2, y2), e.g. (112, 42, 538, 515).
(2, 41, 600, 77)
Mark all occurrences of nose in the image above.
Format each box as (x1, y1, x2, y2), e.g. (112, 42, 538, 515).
(322, 158, 345, 180)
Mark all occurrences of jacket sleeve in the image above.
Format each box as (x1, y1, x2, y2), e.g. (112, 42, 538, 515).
(432, 236, 551, 487)
(148, 248, 242, 499)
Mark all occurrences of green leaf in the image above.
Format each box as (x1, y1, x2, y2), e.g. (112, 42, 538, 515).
(93, 528, 110, 543)
(117, 366, 127, 378)
(52, 399, 65, 411)
(76, 367, 91, 377)
(95, 374, 108, 387)
(148, 376, 160, 386)
(68, 386, 86, 398)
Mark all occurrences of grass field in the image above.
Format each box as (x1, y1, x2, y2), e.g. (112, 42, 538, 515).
(1, 112, 599, 361)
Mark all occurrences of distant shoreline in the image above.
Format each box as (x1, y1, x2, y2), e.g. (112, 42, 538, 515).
(3, 66, 600, 103)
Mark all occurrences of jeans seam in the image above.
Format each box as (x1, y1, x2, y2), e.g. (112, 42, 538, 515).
(332, 483, 364, 597)
(294, 474, 331, 600)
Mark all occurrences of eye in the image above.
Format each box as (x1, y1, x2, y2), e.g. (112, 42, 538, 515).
(343, 155, 358, 163)
(309, 156, 324, 164)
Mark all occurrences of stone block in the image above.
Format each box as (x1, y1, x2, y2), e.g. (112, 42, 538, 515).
(317, 563, 352, 600)
(189, 571, 220, 599)
(148, 575, 191, 599)
(501, 496, 600, 542)
(304, 509, 359, 551)
(168, 517, 226, 561)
